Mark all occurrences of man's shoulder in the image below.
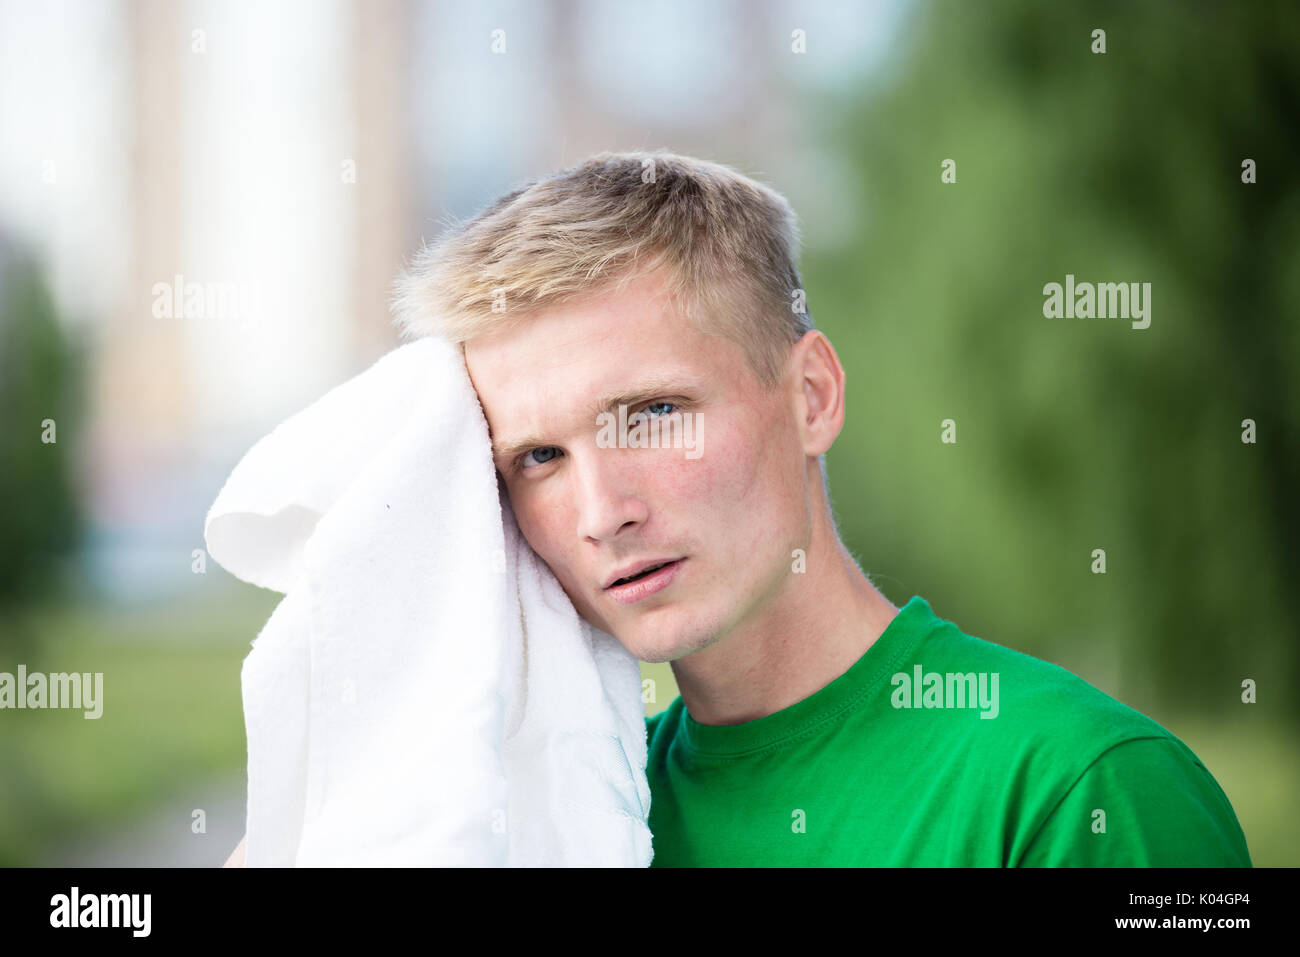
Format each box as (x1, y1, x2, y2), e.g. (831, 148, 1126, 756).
(918, 612, 1176, 751)
(918, 614, 1249, 864)
(908, 611, 1203, 810)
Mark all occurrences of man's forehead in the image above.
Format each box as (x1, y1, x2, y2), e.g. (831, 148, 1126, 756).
(463, 265, 690, 370)
(461, 269, 728, 456)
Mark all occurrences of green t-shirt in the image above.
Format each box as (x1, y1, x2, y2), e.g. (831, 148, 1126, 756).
(644, 595, 1251, 867)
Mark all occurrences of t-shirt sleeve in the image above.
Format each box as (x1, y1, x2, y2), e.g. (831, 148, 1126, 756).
(1015, 736, 1252, 867)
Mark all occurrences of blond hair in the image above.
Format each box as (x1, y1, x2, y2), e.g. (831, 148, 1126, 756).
(389, 150, 814, 389)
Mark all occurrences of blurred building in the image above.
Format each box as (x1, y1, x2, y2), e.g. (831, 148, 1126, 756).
(0, 0, 900, 603)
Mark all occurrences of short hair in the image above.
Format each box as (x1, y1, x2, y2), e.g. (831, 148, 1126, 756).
(389, 150, 815, 389)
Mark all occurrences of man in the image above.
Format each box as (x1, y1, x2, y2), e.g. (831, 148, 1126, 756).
(227, 150, 1251, 867)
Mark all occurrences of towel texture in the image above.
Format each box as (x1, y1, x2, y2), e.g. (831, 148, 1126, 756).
(204, 336, 652, 866)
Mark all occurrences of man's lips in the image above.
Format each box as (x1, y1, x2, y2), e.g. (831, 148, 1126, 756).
(603, 559, 684, 604)
(602, 557, 684, 590)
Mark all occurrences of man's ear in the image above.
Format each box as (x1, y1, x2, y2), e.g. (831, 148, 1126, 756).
(791, 331, 846, 459)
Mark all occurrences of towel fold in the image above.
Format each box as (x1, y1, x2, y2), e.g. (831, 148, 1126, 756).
(204, 335, 652, 866)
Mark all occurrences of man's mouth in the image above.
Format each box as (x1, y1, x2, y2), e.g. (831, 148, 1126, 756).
(612, 561, 670, 586)
(603, 558, 685, 603)
(604, 557, 682, 589)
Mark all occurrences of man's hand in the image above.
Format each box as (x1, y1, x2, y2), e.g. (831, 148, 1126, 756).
(223, 833, 246, 868)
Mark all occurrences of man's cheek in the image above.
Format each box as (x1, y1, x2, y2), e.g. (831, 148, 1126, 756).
(681, 434, 750, 502)
(522, 508, 569, 574)
(505, 492, 544, 553)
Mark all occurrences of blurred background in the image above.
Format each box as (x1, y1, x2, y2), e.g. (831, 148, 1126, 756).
(0, 0, 1295, 866)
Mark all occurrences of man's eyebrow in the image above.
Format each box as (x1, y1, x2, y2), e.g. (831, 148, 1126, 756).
(490, 374, 703, 459)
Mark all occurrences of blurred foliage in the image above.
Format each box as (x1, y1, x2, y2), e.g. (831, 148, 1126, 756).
(0, 235, 87, 652)
(0, 583, 275, 866)
(809, 0, 1299, 724)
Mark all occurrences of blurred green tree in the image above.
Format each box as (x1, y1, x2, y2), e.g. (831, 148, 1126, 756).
(0, 233, 86, 652)
(811, 0, 1299, 718)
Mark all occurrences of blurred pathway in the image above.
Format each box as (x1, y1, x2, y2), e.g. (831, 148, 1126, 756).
(42, 775, 245, 867)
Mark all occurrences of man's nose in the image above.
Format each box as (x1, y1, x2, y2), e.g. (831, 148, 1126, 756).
(573, 447, 649, 542)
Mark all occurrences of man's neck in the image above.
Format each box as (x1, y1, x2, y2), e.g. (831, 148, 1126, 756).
(669, 533, 899, 727)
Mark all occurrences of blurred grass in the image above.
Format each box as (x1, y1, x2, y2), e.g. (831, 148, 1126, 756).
(0, 580, 276, 867)
(1, 585, 1291, 866)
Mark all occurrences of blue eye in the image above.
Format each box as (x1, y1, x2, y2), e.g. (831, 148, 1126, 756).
(520, 446, 561, 469)
(514, 401, 680, 472)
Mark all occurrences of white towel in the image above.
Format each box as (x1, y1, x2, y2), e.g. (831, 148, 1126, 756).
(203, 335, 653, 866)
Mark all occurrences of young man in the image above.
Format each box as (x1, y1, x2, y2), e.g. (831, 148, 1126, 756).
(397, 150, 1251, 867)
(228, 150, 1251, 867)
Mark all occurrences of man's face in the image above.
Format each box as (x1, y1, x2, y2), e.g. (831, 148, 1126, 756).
(463, 267, 813, 664)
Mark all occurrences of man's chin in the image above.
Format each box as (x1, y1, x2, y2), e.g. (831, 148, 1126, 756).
(576, 605, 714, 663)
(631, 647, 677, 665)
(618, 624, 721, 665)
(592, 623, 676, 664)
